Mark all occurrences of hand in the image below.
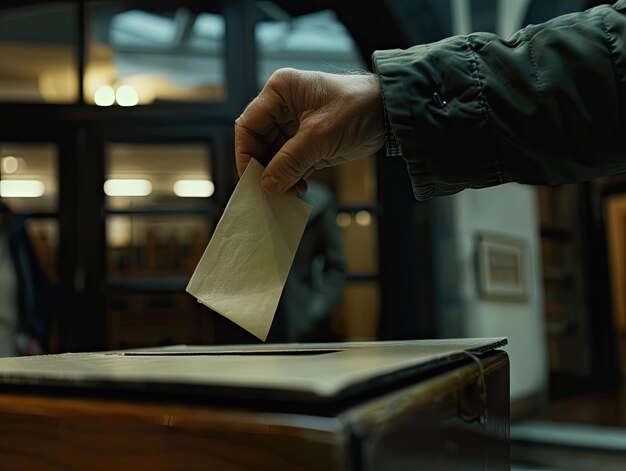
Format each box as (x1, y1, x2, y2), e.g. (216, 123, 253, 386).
(235, 68, 385, 195)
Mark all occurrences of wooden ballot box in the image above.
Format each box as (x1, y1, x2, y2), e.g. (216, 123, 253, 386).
(0, 339, 510, 470)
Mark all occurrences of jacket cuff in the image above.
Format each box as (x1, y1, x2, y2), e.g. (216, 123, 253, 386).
(372, 37, 505, 200)
(377, 74, 403, 157)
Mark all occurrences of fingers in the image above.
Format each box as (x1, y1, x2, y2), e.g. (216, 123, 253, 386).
(235, 89, 285, 177)
(234, 123, 258, 178)
(282, 179, 308, 197)
(234, 68, 323, 195)
(260, 129, 316, 194)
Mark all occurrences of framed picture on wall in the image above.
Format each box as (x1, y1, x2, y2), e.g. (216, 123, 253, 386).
(475, 232, 527, 302)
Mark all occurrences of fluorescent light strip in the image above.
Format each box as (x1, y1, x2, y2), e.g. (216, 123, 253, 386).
(0, 179, 45, 197)
(173, 179, 214, 197)
(104, 179, 152, 197)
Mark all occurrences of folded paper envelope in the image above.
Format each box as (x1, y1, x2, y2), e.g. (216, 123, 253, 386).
(186, 159, 312, 341)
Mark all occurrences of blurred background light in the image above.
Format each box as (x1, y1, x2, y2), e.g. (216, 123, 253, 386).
(104, 178, 152, 196)
(355, 210, 372, 226)
(173, 179, 215, 197)
(336, 212, 351, 228)
(94, 85, 115, 106)
(115, 85, 139, 106)
(1, 156, 19, 174)
(0, 179, 45, 197)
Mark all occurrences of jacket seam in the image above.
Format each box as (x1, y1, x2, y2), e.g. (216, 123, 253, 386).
(525, 27, 543, 102)
(600, 8, 621, 119)
(465, 36, 504, 185)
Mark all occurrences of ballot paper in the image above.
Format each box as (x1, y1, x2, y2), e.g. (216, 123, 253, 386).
(186, 159, 312, 341)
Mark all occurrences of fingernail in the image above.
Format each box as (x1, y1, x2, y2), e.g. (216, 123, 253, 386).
(262, 174, 284, 194)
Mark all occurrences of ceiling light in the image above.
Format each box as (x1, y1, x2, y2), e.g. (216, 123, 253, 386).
(355, 210, 372, 226)
(173, 179, 215, 197)
(336, 212, 351, 228)
(116, 85, 139, 107)
(104, 179, 152, 196)
(0, 179, 45, 197)
(94, 85, 115, 106)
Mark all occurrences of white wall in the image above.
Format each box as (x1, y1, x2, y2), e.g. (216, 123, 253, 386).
(432, 183, 548, 401)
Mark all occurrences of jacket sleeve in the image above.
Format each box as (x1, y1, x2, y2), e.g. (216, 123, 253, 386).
(372, 0, 626, 200)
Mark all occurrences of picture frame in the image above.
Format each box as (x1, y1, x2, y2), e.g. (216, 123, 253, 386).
(475, 232, 527, 302)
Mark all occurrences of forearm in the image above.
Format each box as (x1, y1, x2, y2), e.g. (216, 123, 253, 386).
(373, 1, 626, 200)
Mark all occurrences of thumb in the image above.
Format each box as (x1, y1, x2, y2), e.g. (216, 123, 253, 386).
(261, 131, 317, 194)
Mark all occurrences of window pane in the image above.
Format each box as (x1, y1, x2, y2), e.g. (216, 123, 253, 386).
(86, 4, 226, 105)
(339, 212, 379, 274)
(334, 158, 379, 274)
(1, 143, 60, 291)
(105, 142, 214, 278)
(0, 3, 77, 103)
(106, 214, 212, 279)
(105, 142, 213, 208)
(104, 141, 215, 348)
(256, 8, 364, 89)
(0, 143, 59, 213)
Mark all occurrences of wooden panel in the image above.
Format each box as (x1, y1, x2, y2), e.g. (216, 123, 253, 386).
(0, 394, 347, 471)
(605, 195, 626, 332)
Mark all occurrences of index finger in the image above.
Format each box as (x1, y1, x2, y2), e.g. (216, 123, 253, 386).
(234, 91, 284, 177)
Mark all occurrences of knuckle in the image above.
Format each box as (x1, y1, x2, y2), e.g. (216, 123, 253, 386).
(307, 118, 331, 141)
(277, 150, 306, 179)
(266, 68, 299, 92)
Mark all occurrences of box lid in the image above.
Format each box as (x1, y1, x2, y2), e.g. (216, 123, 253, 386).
(0, 338, 507, 404)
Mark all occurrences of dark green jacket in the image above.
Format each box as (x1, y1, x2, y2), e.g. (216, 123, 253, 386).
(373, 0, 626, 200)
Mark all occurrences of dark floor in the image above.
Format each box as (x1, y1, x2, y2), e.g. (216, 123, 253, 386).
(511, 387, 626, 471)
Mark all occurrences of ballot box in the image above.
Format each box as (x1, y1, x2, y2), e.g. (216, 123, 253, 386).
(0, 338, 509, 470)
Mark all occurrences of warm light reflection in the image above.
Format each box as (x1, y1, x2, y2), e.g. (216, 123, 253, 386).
(116, 85, 139, 106)
(1, 156, 19, 174)
(173, 179, 215, 197)
(94, 85, 115, 106)
(336, 212, 351, 228)
(355, 210, 372, 227)
(0, 179, 45, 197)
(107, 217, 132, 248)
(104, 179, 152, 197)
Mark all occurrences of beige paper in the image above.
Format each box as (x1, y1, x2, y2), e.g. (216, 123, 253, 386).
(186, 159, 311, 341)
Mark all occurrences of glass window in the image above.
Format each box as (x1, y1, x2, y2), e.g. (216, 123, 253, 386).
(106, 214, 213, 280)
(105, 142, 213, 208)
(104, 141, 215, 349)
(105, 142, 214, 279)
(302, 158, 380, 342)
(0, 143, 59, 213)
(0, 3, 77, 103)
(86, 3, 226, 105)
(255, 7, 364, 89)
(1, 142, 59, 284)
(334, 158, 380, 341)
